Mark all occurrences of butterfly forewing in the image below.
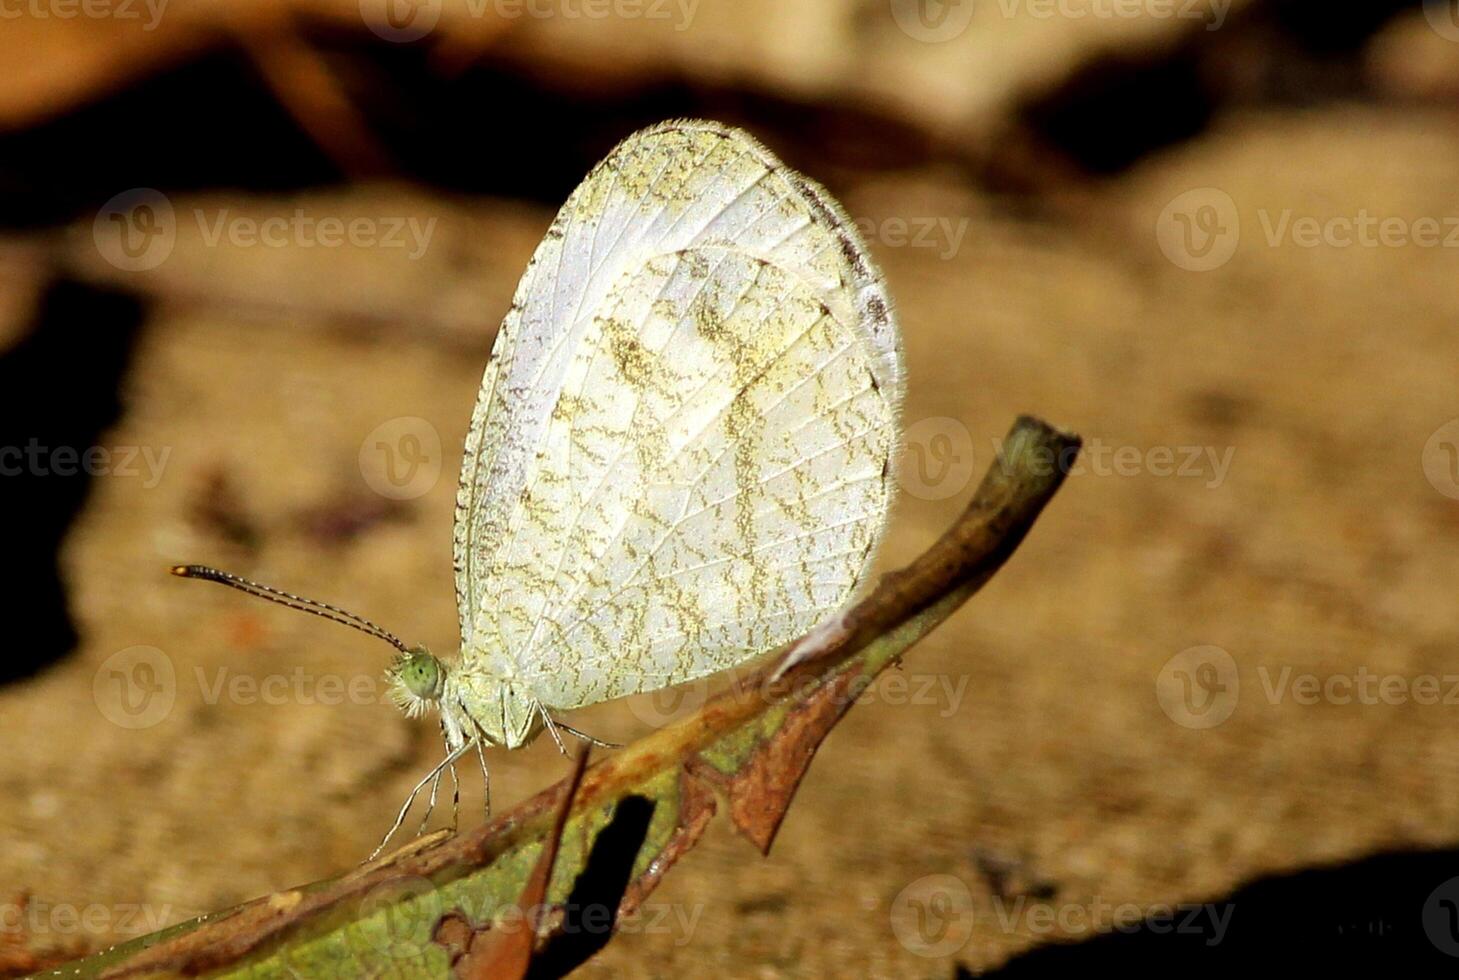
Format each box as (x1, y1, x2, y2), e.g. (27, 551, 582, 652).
(453, 121, 903, 711)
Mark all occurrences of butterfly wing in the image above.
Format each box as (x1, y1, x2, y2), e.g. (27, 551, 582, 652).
(453, 120, 903, 710)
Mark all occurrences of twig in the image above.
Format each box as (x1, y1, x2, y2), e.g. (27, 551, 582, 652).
(58, 415, 1080, 979)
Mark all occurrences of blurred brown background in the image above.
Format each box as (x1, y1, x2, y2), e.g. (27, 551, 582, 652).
(1, 0, 1457, 975)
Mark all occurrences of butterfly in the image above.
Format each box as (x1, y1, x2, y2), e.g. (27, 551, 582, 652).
(174, 120, 904, 859)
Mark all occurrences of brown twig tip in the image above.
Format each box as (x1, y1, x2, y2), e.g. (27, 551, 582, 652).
(1005, 414, 1083, 476)
(1014, 413, 1078, 439)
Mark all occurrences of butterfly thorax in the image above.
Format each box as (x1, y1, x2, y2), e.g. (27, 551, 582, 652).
(447, 662, 543, 750)
(388, 645, 542, 750)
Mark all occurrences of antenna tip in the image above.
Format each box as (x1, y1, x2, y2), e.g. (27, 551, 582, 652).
(171, 564, 196, 577)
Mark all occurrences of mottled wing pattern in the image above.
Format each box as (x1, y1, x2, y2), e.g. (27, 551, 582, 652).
(453, 120, 903, 711)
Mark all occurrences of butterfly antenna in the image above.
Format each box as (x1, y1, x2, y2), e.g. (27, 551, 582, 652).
(170, 564, 409, 653)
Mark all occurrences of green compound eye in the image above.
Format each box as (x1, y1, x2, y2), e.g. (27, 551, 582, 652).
(390, 648, 444, 712)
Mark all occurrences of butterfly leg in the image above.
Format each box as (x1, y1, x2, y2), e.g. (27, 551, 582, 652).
(538, 703, 570, 757)
(474, 737, 491, 820)
(418, 719, 457, 835)
(447, 758, 460, 834)
(368, 739, 474, 862)
(555, 720, 622, 749)
(417, 768, 443, 836)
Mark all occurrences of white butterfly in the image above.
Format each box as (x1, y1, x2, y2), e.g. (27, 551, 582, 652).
(176, 120, 903, 858)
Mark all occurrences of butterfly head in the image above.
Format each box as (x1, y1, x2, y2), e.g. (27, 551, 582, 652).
(388, 646, 447, 719)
